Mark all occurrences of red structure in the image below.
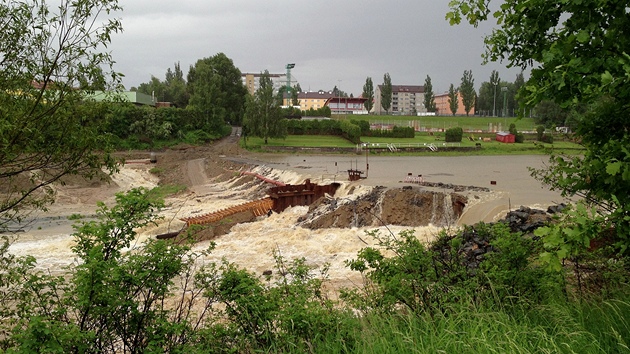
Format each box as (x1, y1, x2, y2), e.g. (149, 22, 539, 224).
(326, 97, 369, 115)
(496, 132, 515, 143)
(268, 179, 341, 213)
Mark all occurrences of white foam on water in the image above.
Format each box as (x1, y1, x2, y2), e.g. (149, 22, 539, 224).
(8, 158, 554, 289)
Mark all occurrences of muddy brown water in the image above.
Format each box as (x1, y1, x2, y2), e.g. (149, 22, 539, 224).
(6, 154, 570, 290)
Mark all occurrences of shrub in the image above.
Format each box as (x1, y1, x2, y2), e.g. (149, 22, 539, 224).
(537, 125, 545, 141)
(343, 223, 564, 316)
(339, 120, 361, 144)
(445, 127, 463, 142)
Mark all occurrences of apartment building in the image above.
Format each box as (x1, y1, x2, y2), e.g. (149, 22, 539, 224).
(373, 85, 425, 115)
(434, 91, 468, 116)
(296, 90, 334, 110)
(241, 72, 286, 95)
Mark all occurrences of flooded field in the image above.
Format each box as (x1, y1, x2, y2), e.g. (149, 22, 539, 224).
(5, 153, 568, 290)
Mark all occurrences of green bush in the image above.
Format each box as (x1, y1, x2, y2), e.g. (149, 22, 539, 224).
(339, 120, 361, 144)
(445, 127, 463, 142)
(344, 223, 564, 316)
(350, 119, 370, 135)
(536, 125, 545, 141)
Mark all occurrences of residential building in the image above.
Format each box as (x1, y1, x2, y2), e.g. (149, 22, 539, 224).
(281, 90, 369, 115)
(434, 91, 467, 116)
(373, 85, 425, 115)
(290, 90, 334, 111)
(241, 72, 286, 95)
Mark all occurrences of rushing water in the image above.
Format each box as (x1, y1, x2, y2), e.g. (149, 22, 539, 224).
(5, 154, 567, 289)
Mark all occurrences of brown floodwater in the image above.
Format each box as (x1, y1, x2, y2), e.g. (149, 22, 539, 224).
(6, 154, 571, 290)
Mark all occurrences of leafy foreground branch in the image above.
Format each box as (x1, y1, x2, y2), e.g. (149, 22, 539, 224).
(1, 189, 630, 353)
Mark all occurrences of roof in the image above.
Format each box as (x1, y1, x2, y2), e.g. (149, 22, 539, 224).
(87, 91, 155, 106)
(298, 91, 335, 99)
(378, 84, 424, 93)
(241, 72, 285, 78)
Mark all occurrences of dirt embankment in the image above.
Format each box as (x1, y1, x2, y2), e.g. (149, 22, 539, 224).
(299, 186, 468, 229)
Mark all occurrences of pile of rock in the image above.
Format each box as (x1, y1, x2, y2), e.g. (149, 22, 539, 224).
(432, 204, 567, 274)
(504, 204, 566, 234)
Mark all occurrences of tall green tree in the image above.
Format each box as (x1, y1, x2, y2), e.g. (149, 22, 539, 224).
(476, 71, 505, 116)
(137, 62, 189, 107)
(362, 77, 374, 113)
(164, 62, 189, 107)
(187, 53, 247, 127)
(448, 0, 630, 259)
(380, 73, 393, 115)
(0, 0, 122, 228)
(243, 70, 287, 144)
(291, 85, 299, 106)
(460, 70, 476, 116)
(513, 71, 526, 116)
(137, 76, 166, 101)
(448, 84, 459, 116)
(423, 75, 436, 112)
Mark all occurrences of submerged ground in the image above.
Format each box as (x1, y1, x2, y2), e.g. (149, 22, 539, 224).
(4, 133, 569, 289)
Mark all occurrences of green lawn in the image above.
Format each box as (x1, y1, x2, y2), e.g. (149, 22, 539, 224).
(243, 135, 356, 148)
(334, 114, 539, 132)
(243, 133, 584, 156)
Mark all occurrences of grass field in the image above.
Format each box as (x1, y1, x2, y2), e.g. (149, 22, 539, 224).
(243, 133, 584, 156)
(334, 114, 540, 132)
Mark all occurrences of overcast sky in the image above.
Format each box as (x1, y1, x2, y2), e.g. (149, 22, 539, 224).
(109, 0, 526, 96)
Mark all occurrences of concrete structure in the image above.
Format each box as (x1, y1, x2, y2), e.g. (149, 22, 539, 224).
(373, 85, 425, 115)
(242, 72, 286, 95)
(434, 91, 467, 116)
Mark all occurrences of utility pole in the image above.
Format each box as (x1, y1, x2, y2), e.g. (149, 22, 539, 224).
(502, 87, 508, 115)
(492, 80, 498, 117)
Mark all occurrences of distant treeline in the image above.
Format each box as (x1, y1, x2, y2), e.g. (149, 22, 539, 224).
(86, 102, 231, 150)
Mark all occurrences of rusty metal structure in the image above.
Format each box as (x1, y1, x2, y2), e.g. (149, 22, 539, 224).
(180, 197, 274, 226)
(176, 177, 340, 229)
(268, 179, 340, 213)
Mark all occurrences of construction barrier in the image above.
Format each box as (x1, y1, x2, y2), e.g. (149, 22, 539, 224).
(181, 197, 274, 226)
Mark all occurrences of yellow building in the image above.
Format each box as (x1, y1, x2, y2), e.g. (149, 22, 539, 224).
(283, 90, 335, 111)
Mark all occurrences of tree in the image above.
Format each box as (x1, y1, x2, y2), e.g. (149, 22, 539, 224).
(513, 71, 526, 116)
(362, 77, 374, 113)
(448, 84, 459, 116)
(423, 75, 437, 112)
(460, 70, 476, 116)
(187, 53, 247, 127)
(291, 85, 299, 106)
(0, 0, 122, 229)
(447, 0, 630, 259)
(381, 73, 392, 115)
(165, 62, 189, 107)
(243, 70, 287, 144)
(533, 100, 568, 127)
(137, 76, 166, 101)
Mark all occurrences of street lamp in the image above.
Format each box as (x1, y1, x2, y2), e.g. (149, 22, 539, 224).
(492, 80, 498, 117)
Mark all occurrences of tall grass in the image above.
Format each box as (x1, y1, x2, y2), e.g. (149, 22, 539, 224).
(304, 297, 630, 353)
